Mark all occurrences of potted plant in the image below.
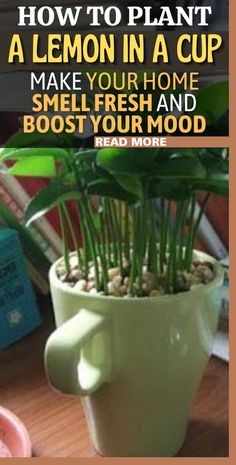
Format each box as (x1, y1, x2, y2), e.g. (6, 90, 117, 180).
(0, 142, 228, 457)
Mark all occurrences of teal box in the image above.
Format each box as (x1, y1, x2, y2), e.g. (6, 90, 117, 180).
(0, 227, 41, 349)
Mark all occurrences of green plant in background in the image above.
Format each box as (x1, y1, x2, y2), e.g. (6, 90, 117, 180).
(0, 137, 229, 296)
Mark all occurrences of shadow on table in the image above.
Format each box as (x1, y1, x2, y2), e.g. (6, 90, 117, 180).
(32, 420, 229, 458)
(177, 419, 229, 457)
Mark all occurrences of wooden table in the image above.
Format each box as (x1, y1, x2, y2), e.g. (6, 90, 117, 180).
(0, 309, 229, 458)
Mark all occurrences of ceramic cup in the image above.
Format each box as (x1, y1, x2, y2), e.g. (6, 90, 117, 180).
(0, 407, 32, 457)
(45, 251, 223, 457)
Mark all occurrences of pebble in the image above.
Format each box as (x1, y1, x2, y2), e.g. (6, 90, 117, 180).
(183, 272, 193, 283)
(57, 257, 215, 298)
(124, 277, 130, 286)
(149, 290, 160, 297)
(143, 271, 154, 282)
(89, 266, 96, 279)
(108, 281, 123, 297)
(192, 276, 202, 285)
(57, 265, 66, 276)
(120, 285, 128, 296)
(70, 256, 79, 269)
(112, 275, 122, 289)
(89, 288, 98, 296)
(193, 264, 214, 283)
(184, 272, 201, 286)
(87, 280, 95, 291)
(108, 267, 120, 281)
(202, 268, 214, 282)
(70, 269, 81, 281)
(142, 283, 148, 292)
(75, 279, 87, 292)
(143, 280, 154, 293)
(108, 282, 115, 295)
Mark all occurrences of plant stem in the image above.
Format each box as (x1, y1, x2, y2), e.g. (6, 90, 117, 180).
(58, 205, 71, 276)
(188, 193, 211, 269)
(184, 194, 196, 271)
(124, 203, 130, 263)
(167, 200, 189, 293)
(136, 205, 144, 295)
(178, 221, 185, 271)
(75, 202, 89, 280)
(88, 200, 109, 293)
(141, 195, 149, 266)
(107, 199, 118, 265)
(100, 199, 108, 257)
(62, 202, 83, 273)
(80, 201, 101, 290)
(97, 204, 109, 294)
(128, 207, 138, 296)
(149, 200, 159, 286)
(159, 199, 165, 273)
(72, 158, 102, 290)
(160, 200, 171, 271)
(110, 199, 124, 275)
(103, 198, 112, 266)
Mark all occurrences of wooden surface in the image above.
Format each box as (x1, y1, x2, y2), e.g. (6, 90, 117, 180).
(0, 309, 229, 458)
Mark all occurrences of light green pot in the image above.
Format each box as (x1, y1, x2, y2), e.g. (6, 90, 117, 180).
(45, 250, 223, 457)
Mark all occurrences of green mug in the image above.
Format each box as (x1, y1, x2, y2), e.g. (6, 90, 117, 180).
(45, 251, 223, 457)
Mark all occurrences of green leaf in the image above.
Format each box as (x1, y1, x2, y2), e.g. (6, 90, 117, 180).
(199, 154, 229, 176)
(192, 175, 229, 197)
(62, 172, 76, 185)
(88, 179, 137, 203)
(193, 150, 229, 195)
(193, 82, 228, 125)
(2, 130, 62, 152)
(151, 156, 206, 179)
(92, 212, 101, 229)
(2, 129, 75, 152)
(149, 179, 193, 200)
(97, 148, 157, 175)
(74, 149, 98, 163)
(25, 182, 81, 226)
(115, 174, 143, 199)
(0, 147, 70, 162)
(9, 156, 56, 178)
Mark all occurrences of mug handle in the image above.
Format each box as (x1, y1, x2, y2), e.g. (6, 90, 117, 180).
(45, 308, 111, 396)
